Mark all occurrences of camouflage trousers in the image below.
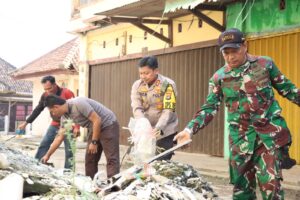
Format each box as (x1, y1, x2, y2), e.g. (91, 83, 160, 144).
(230, 144, 284, 200)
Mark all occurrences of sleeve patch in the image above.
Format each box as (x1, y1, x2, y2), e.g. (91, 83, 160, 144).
(163, 84, 176, 111)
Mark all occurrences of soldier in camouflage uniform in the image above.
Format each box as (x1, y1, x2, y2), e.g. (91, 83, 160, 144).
(174, 28, 300, 200)
(131, 56, 178, 160)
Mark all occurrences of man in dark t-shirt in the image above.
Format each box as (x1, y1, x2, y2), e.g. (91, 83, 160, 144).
(41, 94, 120, 179)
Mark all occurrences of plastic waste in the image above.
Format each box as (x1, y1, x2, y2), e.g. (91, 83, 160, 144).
(128, 117, 156, 165)
(15, 129, 25, 138)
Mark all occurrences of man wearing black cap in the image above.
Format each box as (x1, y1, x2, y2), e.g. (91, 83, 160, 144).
(174, 28, 300, 199)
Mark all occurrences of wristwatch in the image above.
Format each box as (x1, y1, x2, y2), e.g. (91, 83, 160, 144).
(91, 140, 98, 145)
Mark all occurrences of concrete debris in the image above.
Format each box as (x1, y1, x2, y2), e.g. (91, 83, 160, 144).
(0, 173, 24, 199)
(152, 160, 218, 197)
(0, 153, 10, 169)
(98, 160, 219, 200)
(0, 142, 98, 200)
(0, 142, 219, 199)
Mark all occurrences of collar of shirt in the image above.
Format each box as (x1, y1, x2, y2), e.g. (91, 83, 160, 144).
(141, 74, 163, 90)
(55, 85, 62, 96)
(224, 54, 258, 77)
(63, 102, 72, 119)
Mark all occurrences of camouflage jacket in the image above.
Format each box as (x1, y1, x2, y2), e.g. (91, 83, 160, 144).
(186, 54, 300, 150)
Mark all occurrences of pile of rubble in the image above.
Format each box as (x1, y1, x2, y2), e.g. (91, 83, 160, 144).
(0, 142, 98, 200)
(101, 160, 218, 200)
(0, 141, 219, 199)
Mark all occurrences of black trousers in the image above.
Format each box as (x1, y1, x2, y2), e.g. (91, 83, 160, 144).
(156, 132, 176, 160)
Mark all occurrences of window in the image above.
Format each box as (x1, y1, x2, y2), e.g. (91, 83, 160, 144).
(178, 23, 182, 33)
(103, 41, 106, 48)
(279, 0, 286, 10)
(129, 35, 132, 43)
(160, 28, 164, 35)
(16, 105, 32, 121)
(116, 38, 119, 46)
(144, 31, 147, 40)
(198, 19, 203, 28)
(27, 106, 32, 115)
(16, 105, 25, 121)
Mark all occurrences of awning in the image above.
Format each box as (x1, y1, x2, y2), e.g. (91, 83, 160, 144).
(92, 0, 226, 40)
(164, 0, 220, 13)
(0, 96, 32, 103)
(96, 0, 165, 18)
(0, 93, 32, 103)
(95, 0, 227, 18)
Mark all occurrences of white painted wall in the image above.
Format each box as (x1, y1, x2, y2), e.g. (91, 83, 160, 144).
(30, 78, 51, 136)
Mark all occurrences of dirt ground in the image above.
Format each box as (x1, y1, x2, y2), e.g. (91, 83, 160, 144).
(203, 175, 300, 200)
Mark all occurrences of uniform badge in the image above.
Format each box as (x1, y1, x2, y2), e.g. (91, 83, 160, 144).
(155, 80, 161, 86)
(139, 86, 148, 93)
(163, 85, 176, 111)
(155, 85, 161, 94)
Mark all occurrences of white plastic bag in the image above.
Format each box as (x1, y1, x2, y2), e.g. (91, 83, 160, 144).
(128, 117, 156, 165)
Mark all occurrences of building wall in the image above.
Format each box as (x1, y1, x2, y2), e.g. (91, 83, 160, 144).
(31, 78, 51, 136)
(30, 75, 79, 136)
(78, 35, 89, 97)
(85, 13, 223, 61)
(173, 12, 223, 46)
(69, 0, 141, 32)
(86, 23, 169, 60)
(226, 0, 300, 34)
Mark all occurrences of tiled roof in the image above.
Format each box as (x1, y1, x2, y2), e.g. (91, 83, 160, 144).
(11, 38, 79, 78)
(0, 58, 32, 94)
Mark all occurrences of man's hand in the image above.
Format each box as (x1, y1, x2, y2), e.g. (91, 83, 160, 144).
(88, 143, 98, 154)
(174, 130, 191, 145)
(41, 154, 50, 164)
(18, 122, 27, 130)
(73, 126, 80, 138)
(152, 128, 161, 138)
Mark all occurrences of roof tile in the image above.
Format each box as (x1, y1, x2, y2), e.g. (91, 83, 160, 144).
(0, 58, 32, 94)
(11, 38, 79, 78)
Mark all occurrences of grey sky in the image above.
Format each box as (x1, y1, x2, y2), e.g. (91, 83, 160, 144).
(0, 0, 75, 68)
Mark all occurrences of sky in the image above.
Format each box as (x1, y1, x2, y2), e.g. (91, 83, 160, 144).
(0, 0, 75, 68)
